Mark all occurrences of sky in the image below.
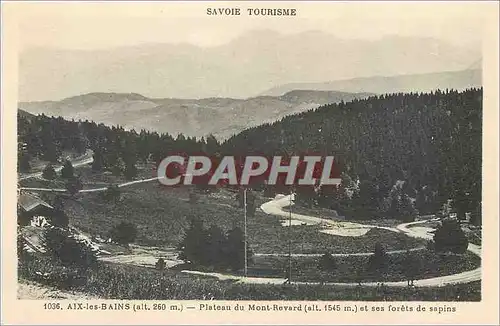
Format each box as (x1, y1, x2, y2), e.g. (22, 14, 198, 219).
(8, 1, 492, 51)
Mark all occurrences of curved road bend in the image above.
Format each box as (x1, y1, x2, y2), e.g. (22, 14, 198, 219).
(19, 150, 94, 181)
(260, 194, 399, 233)
(20, 164, 481, 287)
(182, 195, 481, 287)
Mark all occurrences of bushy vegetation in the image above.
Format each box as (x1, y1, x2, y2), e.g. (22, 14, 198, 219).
(50, 198, 70, 227)
(403, 250, 423, 286)
(17, 252, 481, 301)
(366, 243, 389, 280)
(318, 253, 337, 271)
(61, 160, 75, 179)
(224, 89, 482, 224)
(155, 258, 166, 271)
(42, 227, 98, 271)
(18, 89, 482, 224)
(101, 184, 121, 203)
(42, 164, 57, 180)
(17, 89, 482, 300)
(108, 222, 138, 246)
(60, 183, 423, 252)
(178, 218, 252, 272)
(433, 219, 469, 253)
(65, 176, 83, 196)
(18, 152, 31, 172)
(248, 249, 480, 283)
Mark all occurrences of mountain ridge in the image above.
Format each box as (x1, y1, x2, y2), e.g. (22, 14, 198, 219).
(19, 90, 373, 139)
(262, 69, 481, 96)
(19, 30, 480, 101)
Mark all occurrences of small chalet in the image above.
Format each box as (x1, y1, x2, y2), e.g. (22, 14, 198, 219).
(17, 193, 54, 227)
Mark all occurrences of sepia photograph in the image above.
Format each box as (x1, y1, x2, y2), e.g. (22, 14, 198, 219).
(1, 1, 499, 324)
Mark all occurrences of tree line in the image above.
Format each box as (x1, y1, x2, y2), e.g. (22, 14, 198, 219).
(18, 88, 482, 224)
(177, 218, 253, 272)
(223, 89, 482, 224)
(318, 218, 469, 285)
(17, 112, 221, 181)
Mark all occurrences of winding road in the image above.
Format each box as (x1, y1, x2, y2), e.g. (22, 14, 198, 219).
(183, 194, 481, 287)
(19, 156, 481, 287)
(261, 193, 399, 235)
(19, 176, 162, 193)
(19, 148, 163, 195)
(254, 247, 425, 258)
(19, 150, 95, 181)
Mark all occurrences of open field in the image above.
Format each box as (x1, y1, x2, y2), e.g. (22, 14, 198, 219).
(56, 182, 424, 254)
(283, 204, 409, 228)
(19, 161, 155, 189)
(18, 279, 98, 300)
(17, 157, 481, 300)
(245, 250, 481, 283)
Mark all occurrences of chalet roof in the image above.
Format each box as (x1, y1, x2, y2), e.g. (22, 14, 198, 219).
(18, 193, 53, 212)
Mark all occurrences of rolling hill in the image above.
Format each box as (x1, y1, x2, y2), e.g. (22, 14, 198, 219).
(18, 90, 373, 139)
(262, 69, 482, 96)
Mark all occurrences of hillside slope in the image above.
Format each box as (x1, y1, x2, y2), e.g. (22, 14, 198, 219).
(223, 89, 482, 222)
(263, 69, 482, 96)
(19, 90, 372, 139)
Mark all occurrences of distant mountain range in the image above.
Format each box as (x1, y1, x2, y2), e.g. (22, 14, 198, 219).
(18, 90, 373, 139)
(19, 30, 480, 101)
(262, 68, 481, 96)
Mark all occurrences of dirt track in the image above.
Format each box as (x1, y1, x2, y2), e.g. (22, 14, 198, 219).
(182, 194, 482, 287)
(17, 280, 98, 300)
(19, 150, 94, 181)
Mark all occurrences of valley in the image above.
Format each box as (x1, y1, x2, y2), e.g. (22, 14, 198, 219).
(17, 149, 481, 299)
(16, 88, 483, 301)
(19, 90, 372, 139)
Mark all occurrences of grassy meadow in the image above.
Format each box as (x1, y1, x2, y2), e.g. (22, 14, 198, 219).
(18, 252, 481, 301)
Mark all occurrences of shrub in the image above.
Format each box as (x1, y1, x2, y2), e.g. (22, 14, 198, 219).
(177, 218, 209, 266)
(51, 210, 69, 227)
(42, 227, 98, 271)
(225, 227, 253, 271)
(402, 250, 422, 285)
(433, 219, 469, 254)
(17, 233, 29, 259)
(124, 162, 138, 180)
(18, 257, 482, 301)
(109, 221, 138, 246)
(42, 164, 57, 180)
(18, 153, 31, 173)
(61, 160, 74, 179)
(155, 258, 166, 271)
(102, 184, 121, 203)
(367, 242, 389, 280)
(65, 176, 83, 196)
(318, 253, 337, 271)
(178, 219, 252, 271)
(205, 225, 228, 269)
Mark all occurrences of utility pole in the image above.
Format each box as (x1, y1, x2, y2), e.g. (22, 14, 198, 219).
(288, 189, 292, 283)
(244, 188, 248, 277)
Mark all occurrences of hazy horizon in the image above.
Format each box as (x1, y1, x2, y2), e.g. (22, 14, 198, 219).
(19, 67, 482, 104)
(12, 2, 489, 101)
(14, 2, 488, 51)
(19, 29, 480, 54)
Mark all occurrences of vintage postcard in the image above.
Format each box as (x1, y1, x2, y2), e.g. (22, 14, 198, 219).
(1, 1, 499, 325)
